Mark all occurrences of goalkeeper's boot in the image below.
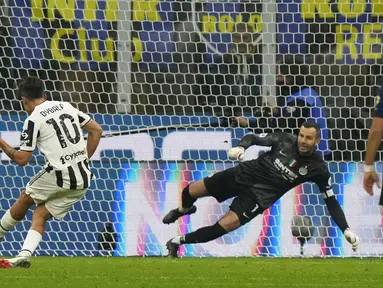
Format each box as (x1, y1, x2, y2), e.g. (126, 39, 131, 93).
(166, 239, 180, 258)
(162, 205, 197, 224)
(0, 256, 31, 268)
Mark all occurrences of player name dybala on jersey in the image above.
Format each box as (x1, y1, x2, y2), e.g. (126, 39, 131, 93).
(20, 100, 92, 190)
(39, 103, 64, 117)
(236, 132, 333, 209)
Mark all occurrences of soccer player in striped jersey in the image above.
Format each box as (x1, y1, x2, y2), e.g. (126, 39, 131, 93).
(0, 76, 103, 268)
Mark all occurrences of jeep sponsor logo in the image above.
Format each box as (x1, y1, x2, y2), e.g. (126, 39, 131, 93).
(60, 149, 86, 164)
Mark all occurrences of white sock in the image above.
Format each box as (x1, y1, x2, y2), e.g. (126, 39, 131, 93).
(18, 230, 42, 257)
(0, 209, 20, 238)
(171, 236, 185, 244)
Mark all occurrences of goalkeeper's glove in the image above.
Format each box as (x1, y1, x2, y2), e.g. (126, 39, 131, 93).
(228, 146, 245, 161)
(344, 228, 360, 252)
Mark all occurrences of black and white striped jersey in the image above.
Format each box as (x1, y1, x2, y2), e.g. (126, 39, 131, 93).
(20, 100, 92, 189)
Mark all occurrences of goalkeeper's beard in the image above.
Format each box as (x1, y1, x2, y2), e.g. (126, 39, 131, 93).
(298, 144, 315, 156)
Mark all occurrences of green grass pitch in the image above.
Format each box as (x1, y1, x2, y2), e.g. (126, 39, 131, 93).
(1, 257, 382, 288)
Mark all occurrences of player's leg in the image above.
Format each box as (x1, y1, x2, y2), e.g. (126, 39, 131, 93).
(18, 204, 52, 257)
(162, 167, 239, 224)
(166, 192, 263, 257)
(162, 179, 207, 224)
(0, 187, 88, 269)
(3, 204, 53, 268)
(0, 190, 35, 239)
(0, 169, 52, 240)
(167, 210, 240, 257)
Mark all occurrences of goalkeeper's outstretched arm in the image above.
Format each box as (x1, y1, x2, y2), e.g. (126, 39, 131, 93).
(236, 132, 282, 149)
(316, 174, 360, 251)
(228, 132, 282, 161)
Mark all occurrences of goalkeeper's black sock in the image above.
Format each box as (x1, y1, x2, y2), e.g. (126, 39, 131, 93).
(172, 223, 227, 244)
(179, 185, 196, 212)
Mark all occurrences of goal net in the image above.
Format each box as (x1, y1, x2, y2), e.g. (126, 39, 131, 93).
(0, 0, 382, 257)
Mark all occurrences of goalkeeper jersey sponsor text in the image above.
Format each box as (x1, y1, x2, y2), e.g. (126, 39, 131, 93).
(235, 132, 332, 209)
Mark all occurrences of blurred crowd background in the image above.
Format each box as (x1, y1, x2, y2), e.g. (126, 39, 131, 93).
(1, 0, 383, 161)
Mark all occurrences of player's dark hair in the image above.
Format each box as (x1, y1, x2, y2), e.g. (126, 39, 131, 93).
(18, 76, 45, 100)
(301, 121, 321, 138)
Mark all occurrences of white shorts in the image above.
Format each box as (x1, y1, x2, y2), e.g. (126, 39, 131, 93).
(25, 169, 87, 220)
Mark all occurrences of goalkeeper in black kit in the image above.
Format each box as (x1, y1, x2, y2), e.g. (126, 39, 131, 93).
(163, 121, 360, 257)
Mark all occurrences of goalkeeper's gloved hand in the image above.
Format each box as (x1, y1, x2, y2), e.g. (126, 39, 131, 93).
(344, 228, 360, 252)
(228, 146, 245, 161)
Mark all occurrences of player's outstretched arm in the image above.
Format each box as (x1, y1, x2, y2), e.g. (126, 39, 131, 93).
(317, 175, 360, 251)
(363, 117, 383, 195)
(82, 119, 103, 159)
(228, 132, 281, 161)
(237, 133, 280, 149)
(324, 195, 360, 252)
(0, 139, 33, 166)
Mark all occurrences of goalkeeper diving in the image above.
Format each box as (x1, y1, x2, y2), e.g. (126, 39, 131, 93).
(163, 121, 360, 257)
(0, 77, 103, 268)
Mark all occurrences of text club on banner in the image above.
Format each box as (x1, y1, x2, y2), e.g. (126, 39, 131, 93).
(9, 0, 116, 70)
(9, 0, 383, 72)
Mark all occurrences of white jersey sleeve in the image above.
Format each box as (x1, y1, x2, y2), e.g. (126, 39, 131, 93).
(20, 115, 40, 152)
(77, 109, 91, 128)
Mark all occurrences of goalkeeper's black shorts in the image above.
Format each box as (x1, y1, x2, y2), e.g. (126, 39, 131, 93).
(203, 168, 263, 225)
